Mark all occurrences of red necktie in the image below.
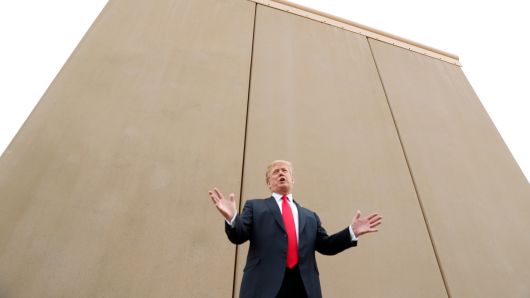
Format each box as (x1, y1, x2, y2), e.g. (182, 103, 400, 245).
(281, 195, 298, 268)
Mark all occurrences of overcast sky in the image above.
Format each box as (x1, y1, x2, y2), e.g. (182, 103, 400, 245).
(1, 0, 528, 182)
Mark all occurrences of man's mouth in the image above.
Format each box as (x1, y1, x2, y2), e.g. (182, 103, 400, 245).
(279, 177, 286, 182)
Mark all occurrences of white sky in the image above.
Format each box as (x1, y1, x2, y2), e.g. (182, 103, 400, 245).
(0, 0, 528, 183)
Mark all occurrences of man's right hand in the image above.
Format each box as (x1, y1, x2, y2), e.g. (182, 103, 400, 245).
(208, 187, 237, 221)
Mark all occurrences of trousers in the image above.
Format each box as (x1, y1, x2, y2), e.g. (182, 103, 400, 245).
(276, 264, 308, 298)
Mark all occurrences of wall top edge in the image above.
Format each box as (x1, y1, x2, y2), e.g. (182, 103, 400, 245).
(250, 0, 461, 66)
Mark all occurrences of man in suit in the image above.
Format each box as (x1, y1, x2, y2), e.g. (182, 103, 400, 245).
(209, 160, 382, 298)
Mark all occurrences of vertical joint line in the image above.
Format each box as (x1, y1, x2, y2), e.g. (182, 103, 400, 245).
(233, 3, 258, 298)
(366, 38, 452, 298)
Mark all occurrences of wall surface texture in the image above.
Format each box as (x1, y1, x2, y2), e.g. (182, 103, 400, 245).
(369, 39, 530, 297)
(0, 0, 254, 297)
(0, 0, 528, 297)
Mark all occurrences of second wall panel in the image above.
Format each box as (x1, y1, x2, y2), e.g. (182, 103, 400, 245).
(235, 5, 447, 297)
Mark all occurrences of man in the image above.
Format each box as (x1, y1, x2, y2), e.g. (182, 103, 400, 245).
(209, 160, 382, 298)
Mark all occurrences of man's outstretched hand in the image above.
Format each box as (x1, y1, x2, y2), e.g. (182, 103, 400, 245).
(209, 187, 237, 221)
(351, 210, 382, 237)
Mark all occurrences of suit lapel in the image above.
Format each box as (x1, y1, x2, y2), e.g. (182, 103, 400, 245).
(265, 197, 285, 232)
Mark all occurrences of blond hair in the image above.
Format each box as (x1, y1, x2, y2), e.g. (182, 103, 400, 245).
(265, 160, 293, 184)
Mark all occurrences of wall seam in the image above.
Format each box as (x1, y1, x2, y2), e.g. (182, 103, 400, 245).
(233, 3, 258, 298)
(366, 37, 452, 298)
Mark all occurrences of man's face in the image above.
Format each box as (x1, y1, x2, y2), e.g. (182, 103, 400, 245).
(267, 162, 294, 195)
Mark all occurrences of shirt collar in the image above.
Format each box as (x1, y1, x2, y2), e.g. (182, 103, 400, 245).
(272, 192, 293, 203)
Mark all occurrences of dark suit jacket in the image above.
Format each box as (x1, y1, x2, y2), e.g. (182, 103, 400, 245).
(225, 197, 357, 298)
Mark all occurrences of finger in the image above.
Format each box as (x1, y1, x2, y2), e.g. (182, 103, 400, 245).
(369, 228, 379, 233)
(367, 213, 380, 220)
(369, 217, 383, 223)
(209, 191, 220, 203)
(371, 217, 382, 224)
(209, 189, 219, 200)
(369, 215, 382, 224)
(229, 193, 235, 202)
(213, 187, 224, 200)
(208, 191, 218, 202)
(370, 221, 382, 228)
(355, 210, 361, 220)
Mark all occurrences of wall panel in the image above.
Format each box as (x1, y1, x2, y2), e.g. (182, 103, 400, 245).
(234, 5, 447, 297)
(0, 0, 255, 297)
(369, 38, 530, 297)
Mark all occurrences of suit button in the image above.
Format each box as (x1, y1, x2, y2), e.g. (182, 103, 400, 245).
(284, 234, 287, 238)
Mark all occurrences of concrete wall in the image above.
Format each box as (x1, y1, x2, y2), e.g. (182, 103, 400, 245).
(369, 39, 530, 297)
(0, 0, 254, 297)
(0, 0, 528, 297)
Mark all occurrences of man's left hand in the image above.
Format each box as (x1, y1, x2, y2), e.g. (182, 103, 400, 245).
(351, 210, 382, 237)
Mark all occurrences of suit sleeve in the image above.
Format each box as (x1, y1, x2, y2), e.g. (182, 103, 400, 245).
(314, 212, 357, 255)
(224, 200, 253, 245)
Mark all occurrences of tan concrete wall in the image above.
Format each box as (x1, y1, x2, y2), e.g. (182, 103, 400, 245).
(0, 0, 255, 297)
(234, 5, 446, 297)
(369, 38, 530, 297)
(1, 0, 528, 297)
